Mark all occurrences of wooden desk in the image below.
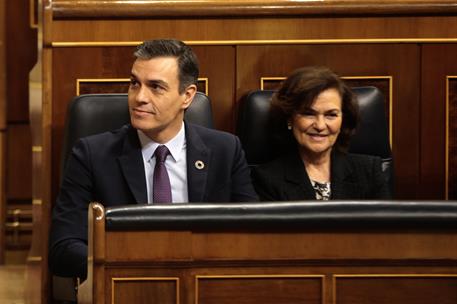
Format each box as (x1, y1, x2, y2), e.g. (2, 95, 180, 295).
(78, 202, 457, 304)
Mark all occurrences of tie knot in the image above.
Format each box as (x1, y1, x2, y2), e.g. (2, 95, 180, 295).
(154, 145, 169, 163)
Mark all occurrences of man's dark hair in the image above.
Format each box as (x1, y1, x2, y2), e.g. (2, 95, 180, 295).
(270, 66, 360, 152)
(134, 39, 199, 94)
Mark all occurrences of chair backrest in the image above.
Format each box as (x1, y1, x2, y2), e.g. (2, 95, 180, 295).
(61, 92, 213, 173)
(236, 87, 393, 189)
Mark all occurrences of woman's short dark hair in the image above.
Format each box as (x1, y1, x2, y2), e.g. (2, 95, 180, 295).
(134, 39, 199, 94)
(270, 66, 359, 152)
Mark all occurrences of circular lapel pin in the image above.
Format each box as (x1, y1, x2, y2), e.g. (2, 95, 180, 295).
(195, 160, 205, 170)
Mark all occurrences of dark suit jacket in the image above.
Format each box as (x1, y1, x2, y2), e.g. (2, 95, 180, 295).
(49, 122, 257, 279)
(252, 150, 391, 201)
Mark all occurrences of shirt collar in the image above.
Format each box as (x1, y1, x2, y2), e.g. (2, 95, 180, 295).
(137, 122, 186, 163)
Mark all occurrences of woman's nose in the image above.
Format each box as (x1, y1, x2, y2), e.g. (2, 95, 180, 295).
(313, 115, 326, 130)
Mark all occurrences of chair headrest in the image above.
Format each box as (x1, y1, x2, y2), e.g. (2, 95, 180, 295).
(61, 92, 213, 172)
(236, 86, 392, 165)
(349, 87, 391, 159)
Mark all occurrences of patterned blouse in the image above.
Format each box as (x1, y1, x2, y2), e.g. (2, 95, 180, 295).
(311, 180, 331, 200)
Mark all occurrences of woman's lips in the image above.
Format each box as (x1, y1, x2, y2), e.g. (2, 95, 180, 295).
(307, 133, 328, 141)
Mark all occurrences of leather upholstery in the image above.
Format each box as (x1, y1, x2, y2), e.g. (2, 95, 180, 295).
(60, 92, 213, 175)
(105, 201, 457, 230)
(236, 87, 394, 190)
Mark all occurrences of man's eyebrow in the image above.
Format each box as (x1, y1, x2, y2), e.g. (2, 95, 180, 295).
(129, 73, 170, 89)
(146, 79, 170, 89)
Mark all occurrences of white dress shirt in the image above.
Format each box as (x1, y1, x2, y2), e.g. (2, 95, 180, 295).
(137, 123, 188, 204)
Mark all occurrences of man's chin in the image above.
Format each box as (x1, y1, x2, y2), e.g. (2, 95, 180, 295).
(131, 119, 158, 132)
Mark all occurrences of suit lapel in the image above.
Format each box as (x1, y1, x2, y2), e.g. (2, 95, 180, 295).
(331, 151, 356, 199)
(283, 152, 316, 200)
(185, 123, 210, 202)
(117, 126, 148, 204)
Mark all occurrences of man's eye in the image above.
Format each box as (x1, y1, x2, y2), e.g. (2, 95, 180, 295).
(150, 83, 165, 92)
(129, 79, 138, 87)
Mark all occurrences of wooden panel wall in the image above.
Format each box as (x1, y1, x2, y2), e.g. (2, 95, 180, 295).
(0, 0, 6, 264)
(28, 1, 457, 303)
(421, 44, 457, 199)
(2, 0, 36, 260)
(334, 276, 457, 304)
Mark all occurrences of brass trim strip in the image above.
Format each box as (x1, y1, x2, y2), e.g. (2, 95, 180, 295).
(76, 78, 130, 96)
(52, 38, 457, 48)
(7, 208, 33, 216)
(111, 277, 179, 304)
(32, 199, 42, 205)
(76, 77, 209, 96)
(199, 77, 209, 96)
(260, 75, 393, 148)
(260, 77, 286, 90)
(334, 274, 457, 278)
(196, 274, 325, 278)
(445, 76, 457, 200)
(26, 256, 42, 262)
(32, 146, 42, 152)
(29, 0, 37, 29)
(195, 274, 325, 304)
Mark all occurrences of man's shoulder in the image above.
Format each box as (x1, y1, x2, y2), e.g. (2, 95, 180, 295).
(82, 124, 132, 144)
(75, 124, 135, 157)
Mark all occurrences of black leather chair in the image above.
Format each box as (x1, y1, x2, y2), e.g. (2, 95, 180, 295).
(60, 91, 213, 175)
(236, 86, 394, 192)
(53, 91, 213, 303)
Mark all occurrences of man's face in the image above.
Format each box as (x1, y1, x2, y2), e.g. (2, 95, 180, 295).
(128, 56, 196, 143)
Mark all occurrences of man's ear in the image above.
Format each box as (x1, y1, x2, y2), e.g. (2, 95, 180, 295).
(181, 84, 197, 110)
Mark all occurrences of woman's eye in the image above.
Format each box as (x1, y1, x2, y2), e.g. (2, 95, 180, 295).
(301, 111, 314, 117)
(326, 113, 339, 118)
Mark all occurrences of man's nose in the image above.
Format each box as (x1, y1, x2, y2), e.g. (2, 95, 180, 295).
(135, 86, 149, 103)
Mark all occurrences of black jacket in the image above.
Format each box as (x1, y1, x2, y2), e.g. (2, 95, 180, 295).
(49, 122, 257, 279)
(252, 150, 391, 201)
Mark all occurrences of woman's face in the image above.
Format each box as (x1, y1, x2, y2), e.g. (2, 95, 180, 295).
(291, 88, 343, 158)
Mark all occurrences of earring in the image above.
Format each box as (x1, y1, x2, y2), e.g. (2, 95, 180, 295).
(287, 123, 292, 130)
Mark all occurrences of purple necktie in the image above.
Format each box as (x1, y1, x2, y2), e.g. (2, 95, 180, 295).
(153, 145, 172, 203)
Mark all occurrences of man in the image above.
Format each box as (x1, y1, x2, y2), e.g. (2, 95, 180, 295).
(49, 39, 258, 279)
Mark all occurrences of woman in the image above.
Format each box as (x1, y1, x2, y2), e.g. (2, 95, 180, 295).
(252, 66, 391, 200)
